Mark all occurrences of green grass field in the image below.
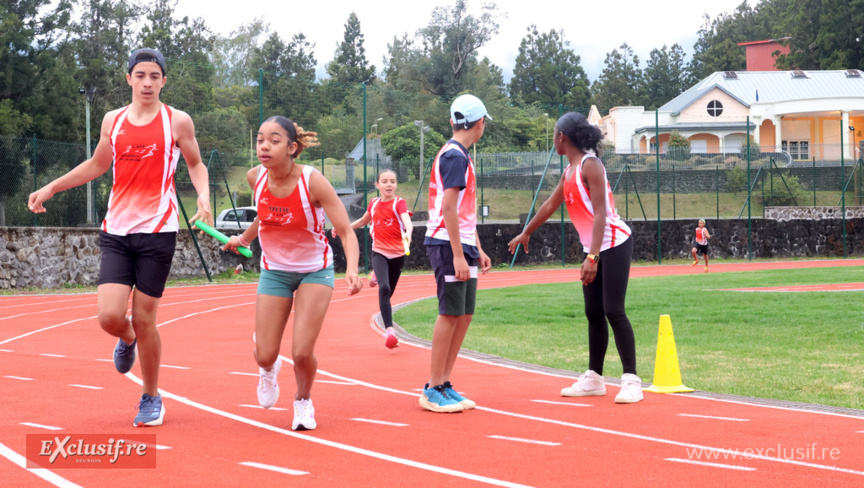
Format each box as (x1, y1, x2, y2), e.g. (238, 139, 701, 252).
(393, 266, 864, 410)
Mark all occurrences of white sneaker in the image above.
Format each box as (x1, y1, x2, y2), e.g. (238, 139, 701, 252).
(561, 370, 606, 397)
(615, 373, 644, 404)
(292, 398, 317, 431)
(257, 357, 282, 409)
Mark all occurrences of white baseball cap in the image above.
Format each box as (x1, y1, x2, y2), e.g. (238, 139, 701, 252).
(450, 94, 492, 126)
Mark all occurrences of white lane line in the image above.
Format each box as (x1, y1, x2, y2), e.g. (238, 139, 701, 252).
(298, 361, 864, 478)
(238, 404, 290, 412)
(351, 418, 410, 427)
(95, 359, 113, 362)
(0, 349, 13, 352)
(161, 365, 190, 370)
(531, 399, 592, 407)
(488, 435, 561, 446)
(69, 384, 103, 390)
(0, 441, 82, 488)
(856, 431, 864, 434)
(20, 422, 63, 431)
(126, 373, 534, 488)
(229, 372, 258, 377)
(317, 380, 357, 385)
(39, 353, 66, 358)
(156, 445, 172, 450)
(677, 413, 749, 422)
(239, 461, 309, 476)
(4, 375, 33, 381)
(665, 458, 756, 471)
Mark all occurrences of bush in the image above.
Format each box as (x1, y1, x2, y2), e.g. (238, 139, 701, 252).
(739, 140, 761, 162)
(726, 165, 748, 192)
(667, 131, 691, 161)
(759, 172, 808, 206)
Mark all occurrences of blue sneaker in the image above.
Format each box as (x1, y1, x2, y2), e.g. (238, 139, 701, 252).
(419, 383, 463, 413)
(113, 338, 137, 374)
(443, 381, 476, 410)
(134, 393, 165, 427)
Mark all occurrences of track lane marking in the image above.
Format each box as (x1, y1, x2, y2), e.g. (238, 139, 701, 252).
(0, 441, 82, 488)
(238, 404, 289, 411)
(488, 435, 560, 446)
(4, 376, 33, 381)
(239, 461, 309, 475)
(68, 384, 103, 390)
(351, 418, 410, 427)
(665, 457, 756, 471)
(19, 422, 63, 431)
(677, 413, 749, 422)
(531, 399, 592, 407)
(125, 373, 535, 488)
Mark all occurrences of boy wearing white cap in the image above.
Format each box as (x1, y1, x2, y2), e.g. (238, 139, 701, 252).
(419, 94, 492, 413)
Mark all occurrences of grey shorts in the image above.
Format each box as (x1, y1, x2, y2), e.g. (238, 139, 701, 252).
(427, 245, 478, 316)
(257, 266, 335, 298)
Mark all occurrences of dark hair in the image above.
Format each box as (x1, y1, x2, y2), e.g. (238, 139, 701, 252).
(556, 112, 603, 154)
(452, 113, 482, 132)
(376, 169, 397, 182)
(262, 116, 319, 157)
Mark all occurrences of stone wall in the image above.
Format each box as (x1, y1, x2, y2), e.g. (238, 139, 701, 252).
(764, 206, 864, 221)
(3, 217, 863, 289)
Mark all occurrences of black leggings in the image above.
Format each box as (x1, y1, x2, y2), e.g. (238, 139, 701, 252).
(371, 252, 405, 328)
(582, 237, 637, 376)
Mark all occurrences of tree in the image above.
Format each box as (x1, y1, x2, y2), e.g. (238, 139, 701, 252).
(509, 25, 591, 111)
(643, 44, 689, 111)
(382, 0, 502, 98)
(667, 131, 691, 161)
(688, 2, 773, 82)
(774, 0, 864, 70)
(591, 43, 645, 114)
(326, 13, 376, 86)
(380, 124, 446, 178)
(253, 32, 320, 126)
(211, 18, 270, 89)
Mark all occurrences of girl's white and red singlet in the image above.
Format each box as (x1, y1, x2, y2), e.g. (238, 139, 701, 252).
(104, 104, 180, 235)
(254, 165, 333, 273)
(425, 141, 477, 247)
(695, 227, 709, 245)
(368, 196, 408, 259)
(563, 153, 631, 253)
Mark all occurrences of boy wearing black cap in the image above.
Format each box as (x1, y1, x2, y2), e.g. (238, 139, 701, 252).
(419, 94, 492, 413)
(28, 48, 212, 427)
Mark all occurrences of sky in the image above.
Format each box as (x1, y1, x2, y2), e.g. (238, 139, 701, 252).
(174, 0, 757, 83)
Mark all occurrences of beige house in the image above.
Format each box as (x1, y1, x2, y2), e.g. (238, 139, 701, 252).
(601, 70, 864, 163)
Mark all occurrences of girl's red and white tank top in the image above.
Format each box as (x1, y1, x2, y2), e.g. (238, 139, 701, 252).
(104, 104, 180, 235)
(563, 153, 631, 253)
(695, 228, 708, 245)
(368, 196, 408, 259)
(254, 165, 333, 273)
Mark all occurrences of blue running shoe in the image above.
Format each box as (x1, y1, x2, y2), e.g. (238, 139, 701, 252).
(419, 383, 463, 413)
(113, 338, 137, 374)
(134, 394, 165, 427)
(443, 381, 476, 410)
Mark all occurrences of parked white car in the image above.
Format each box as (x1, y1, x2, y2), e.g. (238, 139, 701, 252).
(214, 206, 257, 230)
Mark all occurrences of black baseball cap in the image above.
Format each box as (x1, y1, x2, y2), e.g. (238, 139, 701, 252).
(128, 48, 167, 76)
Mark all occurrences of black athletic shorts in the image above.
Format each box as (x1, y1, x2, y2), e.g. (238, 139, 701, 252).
(693, 243, 709, 256)
(427, 244, 478, 316)
(98, 231, 177, 298)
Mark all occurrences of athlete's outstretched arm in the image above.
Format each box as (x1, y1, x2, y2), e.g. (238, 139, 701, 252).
(310, 171, 362, 295)
(28, 111, 117, 213)
(174, 110, 213, 227)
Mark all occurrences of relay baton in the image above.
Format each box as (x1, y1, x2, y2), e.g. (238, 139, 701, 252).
(403, 234, 411, 256)
(193, 220, 253, 258)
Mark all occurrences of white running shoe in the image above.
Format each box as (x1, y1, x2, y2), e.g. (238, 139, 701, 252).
(292, 398, 317, 431)
(561, 370, 606, 397)
(614, 373, 644, 404)
(257, 357, 282, 409)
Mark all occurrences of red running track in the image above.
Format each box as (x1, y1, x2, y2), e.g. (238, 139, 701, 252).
(2, 260, 864, 487)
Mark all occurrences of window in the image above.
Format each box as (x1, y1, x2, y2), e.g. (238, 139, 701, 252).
(782, 140, 810, 160)
(707, 100, 723, 117)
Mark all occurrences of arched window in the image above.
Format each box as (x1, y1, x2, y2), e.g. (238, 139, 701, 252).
(707, 100, 723, 117)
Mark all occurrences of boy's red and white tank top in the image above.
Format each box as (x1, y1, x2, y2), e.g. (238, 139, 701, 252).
(254, 165, 333, 273)
(425, 142, 477, 246)
(103, 104, 180, 235)
(368, 196, 408, 259)
(695, 228, 708, 245)
(563, 153, 631, 253)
